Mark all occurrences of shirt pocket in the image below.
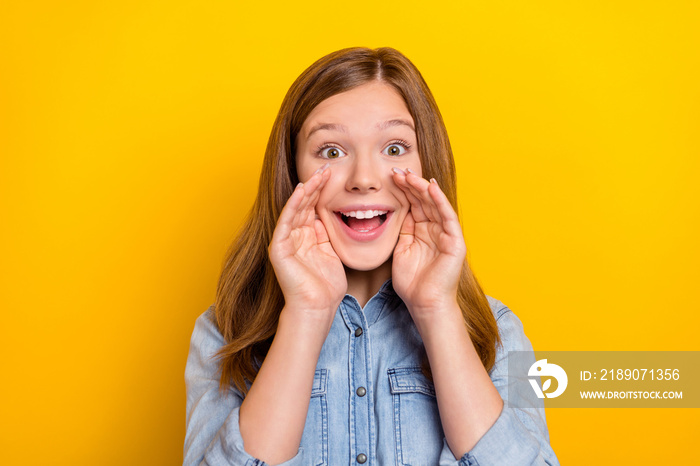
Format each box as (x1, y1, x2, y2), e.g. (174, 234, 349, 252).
(301, 368, 329, 466)
(388, 367, 444, 466)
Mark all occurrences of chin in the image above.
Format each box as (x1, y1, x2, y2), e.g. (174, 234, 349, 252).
(335, 248, 393, 272)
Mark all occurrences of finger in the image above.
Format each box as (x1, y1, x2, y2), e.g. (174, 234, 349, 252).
(392, 170, 430, 223)
(399, 209, 415, 236)
(272, 183, 304, 240)
(299, 174, 324, 226)
(395, 210, 415, 253)
(314, 218, 330, 244)
(295, 167, 324, 213)
(294, 167, 330, 227)
(405, 170, 442, 224)
(275, 182, 305, 230)
(427, 180, 463, 238)
(302, 168, 331, 225)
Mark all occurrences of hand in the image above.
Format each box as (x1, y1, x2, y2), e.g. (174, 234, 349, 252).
(268, 164, 347, 331)
(390, 168, 466, 327)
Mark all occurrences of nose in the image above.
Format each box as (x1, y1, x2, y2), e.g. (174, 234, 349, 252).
(345, 152, 382, 193)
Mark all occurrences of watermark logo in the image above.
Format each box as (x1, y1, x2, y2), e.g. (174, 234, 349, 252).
(528, 359, 568, 398)
(509, 351, 698, 407)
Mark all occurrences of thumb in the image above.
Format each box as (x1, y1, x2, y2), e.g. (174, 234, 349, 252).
(314, 217, 330, 244)
(395, 211, 415, 253)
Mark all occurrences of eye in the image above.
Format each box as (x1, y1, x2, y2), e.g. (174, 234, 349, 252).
(317, 145, 347, 159)
(383, 141, 410, 157)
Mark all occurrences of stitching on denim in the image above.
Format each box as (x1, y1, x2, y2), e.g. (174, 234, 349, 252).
(393, 387, 403, 465)
(361, 312, 375, 464)
(495, 306, 512, 322)
(388, 367, 436, 397)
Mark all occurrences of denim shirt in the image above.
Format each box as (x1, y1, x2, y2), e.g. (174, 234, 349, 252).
(184, 280, 560, 466)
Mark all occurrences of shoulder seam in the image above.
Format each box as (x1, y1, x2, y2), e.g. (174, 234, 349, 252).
(495, 305, 512, 321)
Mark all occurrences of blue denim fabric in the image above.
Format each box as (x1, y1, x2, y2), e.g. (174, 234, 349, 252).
(184, 280, 559, 465)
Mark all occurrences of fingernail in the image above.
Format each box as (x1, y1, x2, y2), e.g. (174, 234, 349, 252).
(314, 162, 330, 175)
(406, 168, 416, 174)
(296, 182, 303, 189)
(392, 167, 406, 175)
(430, 178, 437, 184)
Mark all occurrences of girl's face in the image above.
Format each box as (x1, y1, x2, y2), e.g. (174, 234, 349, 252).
(295, 81, 422, 271)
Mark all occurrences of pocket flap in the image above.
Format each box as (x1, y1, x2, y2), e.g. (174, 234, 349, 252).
(311, 368, 328, 396)
(388, 367, 435, 397)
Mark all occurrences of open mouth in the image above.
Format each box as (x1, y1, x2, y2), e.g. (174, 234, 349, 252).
(333, 209, 392, 234)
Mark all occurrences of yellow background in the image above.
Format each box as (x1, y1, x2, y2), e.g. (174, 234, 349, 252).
(1, 1, 698, 464)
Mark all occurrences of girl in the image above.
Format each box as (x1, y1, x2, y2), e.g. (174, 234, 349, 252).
(184, 47, 559, 466)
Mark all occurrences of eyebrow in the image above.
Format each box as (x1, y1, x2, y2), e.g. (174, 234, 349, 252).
(306, 123, 348, 138)
(306, 118, 416, 139)
(376, 118, 415, 132)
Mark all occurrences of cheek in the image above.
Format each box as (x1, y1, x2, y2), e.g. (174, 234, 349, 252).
(409, 158, 423, 178)
(388, 179, 411, 211)
(314, 176, 342, 215)
(295, 149, 323, 183)
(296, 161, 314, 183)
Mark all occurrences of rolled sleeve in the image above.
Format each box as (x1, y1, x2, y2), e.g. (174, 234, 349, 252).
(184, 307, 304, 466)
(202, 408, 304, 466)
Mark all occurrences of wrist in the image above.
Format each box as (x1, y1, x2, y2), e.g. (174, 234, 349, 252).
(279, 303, 338, 342)
(409, 299, 462, 336)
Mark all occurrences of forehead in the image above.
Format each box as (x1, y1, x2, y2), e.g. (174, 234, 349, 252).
(300, 82, 414, 139)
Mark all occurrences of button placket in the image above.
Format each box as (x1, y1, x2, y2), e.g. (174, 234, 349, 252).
(344, 301, 373, 466)
(340, 297, 379, 465)
(351, 322, 370, 464)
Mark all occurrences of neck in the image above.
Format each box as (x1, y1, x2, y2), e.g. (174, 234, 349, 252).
(345, 259, 392, 308)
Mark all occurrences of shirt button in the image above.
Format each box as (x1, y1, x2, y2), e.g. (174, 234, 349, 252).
(356, 386, 366, 397)
(354, 327, 363, 337)
(356, 453, 367, 464)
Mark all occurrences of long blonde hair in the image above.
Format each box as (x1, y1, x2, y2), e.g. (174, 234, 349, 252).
(215, 47, 500, 394)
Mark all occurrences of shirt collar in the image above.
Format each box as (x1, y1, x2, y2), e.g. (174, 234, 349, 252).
(340, 278, 399, 330)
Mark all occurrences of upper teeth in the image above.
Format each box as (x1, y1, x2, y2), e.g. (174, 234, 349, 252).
(341, 210, 388, 219)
